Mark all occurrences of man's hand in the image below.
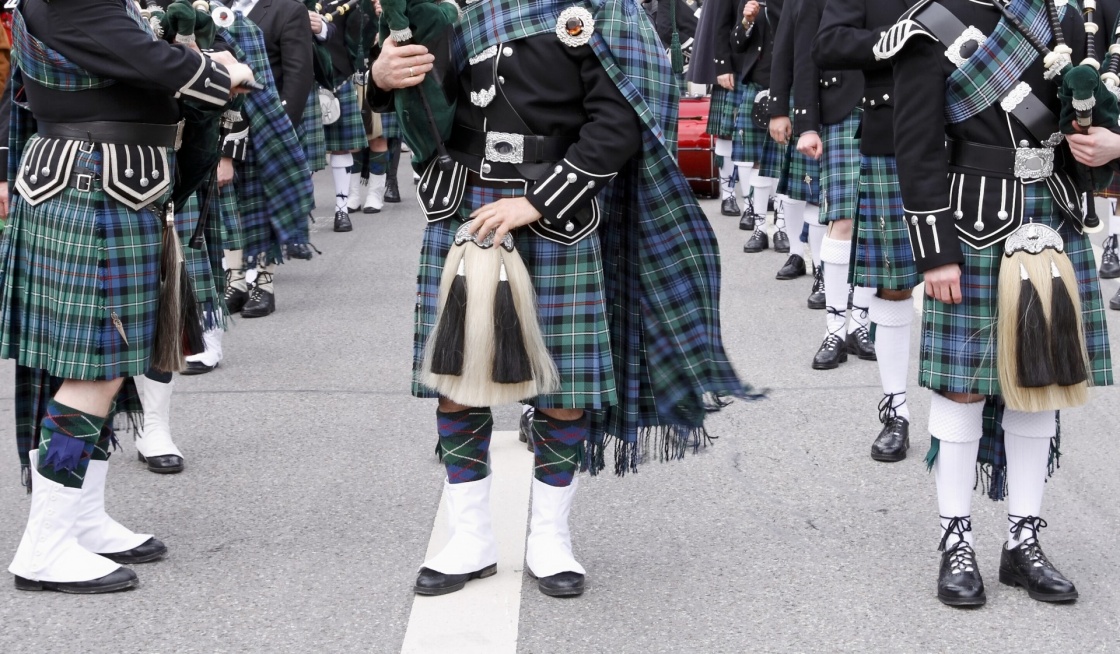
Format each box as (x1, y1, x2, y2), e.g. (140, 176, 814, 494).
(769, 116, 791, 144)
(716, 73, 735, 91)
(0, 182, 8, 220)
(469, 197, 542, 244)
(371, 38, 435, 91)
(743, 0, 761, 22)
(1067, 125, 1120, 168)
(797, 132, 823, 160)
(924, 263, 963, 304)
(309, 11, 324, 35)
(217, 157, 235, 188)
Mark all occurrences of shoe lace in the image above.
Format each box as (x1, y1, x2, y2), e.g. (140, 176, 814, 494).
(1009, 516, 1053, 568)
(819, 332, 844, 351)
(938, 516, 975, 575)
(1104, 235, 1119, 262)
(851, 325, 871, 345)
(878, 392, 906, 423)
(249, 273, 273, 302)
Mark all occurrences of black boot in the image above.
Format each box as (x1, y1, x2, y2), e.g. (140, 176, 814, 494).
(999, 517, 1079, 602)
(811, 332, 848, 370)
(224, 280, 249, 315)
(743, 228, 769, 253)
(1100, 234, 1119, 279)
(937, 518, 986, 607)
(845, 326, 877, 360)
(870, 394, 909, 462)
(807, 265, 826, 309)
(334, 210, 353, 232)
(241, 275, 275, 318)
(772, 229, 791, 253)
(1111, 286, 1120, 310)
(775, 254, 806, 280)
(721, 196, 740, 216)
(739, 197, 759, 230)
(15, 567, 139, 594)
(384, 139, 402, 203)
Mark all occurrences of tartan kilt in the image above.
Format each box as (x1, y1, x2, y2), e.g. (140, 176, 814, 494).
(777, 140, 821, 204)
(234, 143, 284, 266)
(176, 194, 223, 329)
(0, 141, 164, 380)
(851, 155, 920, 291)
(918, 184, 1113, 395)
(412, 186, 616, 410)
(380, 111, 403, 140)
(323, 81, 368, 153)
(299, 88, 327, 173)
(732, 81, 783, 173)
(706, 85, 742, 140)
(820, 110, 861, 223)
(218, 181, 245, 251)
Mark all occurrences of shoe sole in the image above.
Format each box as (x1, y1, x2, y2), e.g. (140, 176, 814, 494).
(1100, 269, 1119, 279)
(776, 270, 806, 281)
(413, 564, 497, 596)
(743, 244, 768, 253)
(100, 549, 168, 565)
(180, 362, 219, 376)
(812, 352, 848, 370)
(774, 244, 790, 254)
(526, 570, 586, 597)
(998, 570, 1079, 602)
(870, 448, 908, 463)
(937, 592, 986, 607)
(137, 452, 185, 474)
(334, 226, 353, 232)
(241, 309, 275, 319)
(363, 208, 381, 214)
(15, 575, 139, 594)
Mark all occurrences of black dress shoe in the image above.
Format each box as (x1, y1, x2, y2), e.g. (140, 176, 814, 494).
(773, 230, 791, 253)
(1111, 286, 1120, 310)
(519, 407, 535, 452)
(15, 567, 139, 594)
(1100, 234, 1119, 279)
(414, 564, 497, 596)
(224, 285, 249, 314)
(743, 229, 769, 253)
(739, 210, 757, 231)
(808, 266, 826, 310)
(776, 254, 807, 280)
(812, 333, 848, 370)
(182, 360, 219, 375)
(999, 524, 1078, 602)
(384, 176, 401, 203)
(137, 451, 184, 474)
(100, 537, 168, 565)
(241, 286, 275, 318)
(938, 541, 986, 607)
(871, 416, 909, 462)
(334, 210, 353, 232)
(720, 196, 740, 216)
(846, 327, 877, 360)
(534, 570, 585, 598)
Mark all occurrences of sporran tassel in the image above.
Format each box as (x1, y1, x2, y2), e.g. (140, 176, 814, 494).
(1015, 266, 1054, 388)
(1047, 261, 1090, 386)
(151, 204, 187, 372)
(430, 257, 468, 375)
(492, 257, 533, 383)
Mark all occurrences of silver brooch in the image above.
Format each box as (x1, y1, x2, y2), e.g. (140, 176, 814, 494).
(556, 7, 594, 48)
(945, 26, 986, 68)
(470, 86, 496, 107)
(1004, 223, 1065, 257)
(454, 222, 515, 252)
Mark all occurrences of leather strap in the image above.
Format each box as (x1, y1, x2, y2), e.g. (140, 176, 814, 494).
(38, 121, 182, 148)
(947, 138, 1016, 177)
(448, 125, 573, 164)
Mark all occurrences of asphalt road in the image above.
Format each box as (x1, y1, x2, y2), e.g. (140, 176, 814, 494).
(1, 167, 1118, 653)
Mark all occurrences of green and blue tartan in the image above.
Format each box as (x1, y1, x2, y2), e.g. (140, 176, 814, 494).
(380, 111, 403, 139)
(218, 15, 315, 266)
(918, 183, 1112, 395)
(451, 0, 749, 473)
(177, 194, 225, 329)
(732, 81, 784, 173)
(819, 109, 861, 224)
(10, 10, 114, 92)
(413, 185, 616, 410)
(217, 182, 246, 251)
(777, 141, 820, 204)
(323, 80, 368, 153)
(300, 88, 328, 172)
(851, 155, 921, 291)
(706, 84, 742, 140)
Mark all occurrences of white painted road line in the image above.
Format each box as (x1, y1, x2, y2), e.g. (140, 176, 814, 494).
(401, 432, 533, 654)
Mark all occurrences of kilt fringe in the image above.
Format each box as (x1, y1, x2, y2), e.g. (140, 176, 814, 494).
(587, 424, 716, 477)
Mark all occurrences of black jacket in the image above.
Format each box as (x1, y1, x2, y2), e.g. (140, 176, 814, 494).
(247, 0, 314, 126)
(730, 0, 781, 87)
(813, 0, 912, 155)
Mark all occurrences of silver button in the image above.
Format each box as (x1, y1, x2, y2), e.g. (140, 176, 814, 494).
(567, 173, 578, 183)
(910, 216, 918, 225)
(870, 100, 875, 106)
(926, 215, 936, 225)
(498, 76, 505, 84)
(554, 165, 563, 173)
(883, 94, 889, 101)
(481, 163, 491, 174)
(997, 210, 1009, 220)
(831, 77, 837, 82)
(954, 210, 964, 219)
(503, 47, 513, 57)
(1019, 140, 1030, 147)
(586, 181, 595, 189)
(974, 221, 984, 230)
(565, 221, 575, 232)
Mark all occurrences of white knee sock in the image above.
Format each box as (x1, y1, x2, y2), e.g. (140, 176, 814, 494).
(1111, 214, 1120, 236)
(735, 163, 755, 206)
(848, 286, 874, 333)
(331, 153, 354, 212)
(820, 235, 852, 336)
(780, 194, 804, 239)
(808, 221, 826, 269)
(750, 176, 776, 219)
(869, 295, 914, 421)
(930, 394, 986, 549)
(1003, 409, 1057, 548)
(224, 250, 247, 292)
(716, 139, 735, 200)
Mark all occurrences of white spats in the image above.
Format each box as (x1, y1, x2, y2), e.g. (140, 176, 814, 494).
(421, 476, 499, 575)
(716, 139, 735, 200)
(72, 460, 151, 555)
(133, 376, 182, 460)
(365, 174, 386, 213)
(347, 173, 366, 211)
(1003, 410, 1057, 548)
(185, 327, 223, 368)
(869, 295, 915, 421)
(331, 153, 354, 212)
(525, 477, 585, 578)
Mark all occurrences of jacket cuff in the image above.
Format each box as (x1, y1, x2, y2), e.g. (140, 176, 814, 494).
(904, 206, 965, 272)
(792, 106, 817, 135)
(177, 55, 233, 107)
(527, 158, 614, 229)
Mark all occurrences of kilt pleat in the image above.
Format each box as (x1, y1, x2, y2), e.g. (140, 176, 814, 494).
(299, 88, 327, 173)
(851, 155, 921, 291)
(918, 184, 1113, 395)
(323, 81, 368, 153)
(412, 186, 616, 410)
(705, 85, 742, 140)
(777, 140, 821, 204)
(380, 111, 403, 140)
(0, 141, 163, 380)
(218, 182, 245, 251)
(732, 81, 784, 173)
(820, 110, 861, 223)
(176, 194, 224, 329)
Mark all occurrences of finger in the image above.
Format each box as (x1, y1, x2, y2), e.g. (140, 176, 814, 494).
(392, 44, 430, 58)
(950, 281, 962, 305)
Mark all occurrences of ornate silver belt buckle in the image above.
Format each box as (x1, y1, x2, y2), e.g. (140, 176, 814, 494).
(485, 131, 525, 164)
(1014, 147, 1053, 181)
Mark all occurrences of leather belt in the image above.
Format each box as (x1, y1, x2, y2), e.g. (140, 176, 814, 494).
(465, 170, 526, 189)
(68, 169, 99, 193)
(947, 138, 1061, 180)
(448, 125, 572, 164)
(38, 121, 183, 149)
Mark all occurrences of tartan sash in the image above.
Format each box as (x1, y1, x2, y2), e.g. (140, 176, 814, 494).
(943, 0, 1064, 124)
(11, 11, 115, 92)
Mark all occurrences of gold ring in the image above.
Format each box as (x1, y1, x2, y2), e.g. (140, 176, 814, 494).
(409, 66, 415, 77)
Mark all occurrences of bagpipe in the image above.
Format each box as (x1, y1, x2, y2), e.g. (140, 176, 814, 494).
(307, 0, 378, 124)
(989, 0, 1103, 412)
